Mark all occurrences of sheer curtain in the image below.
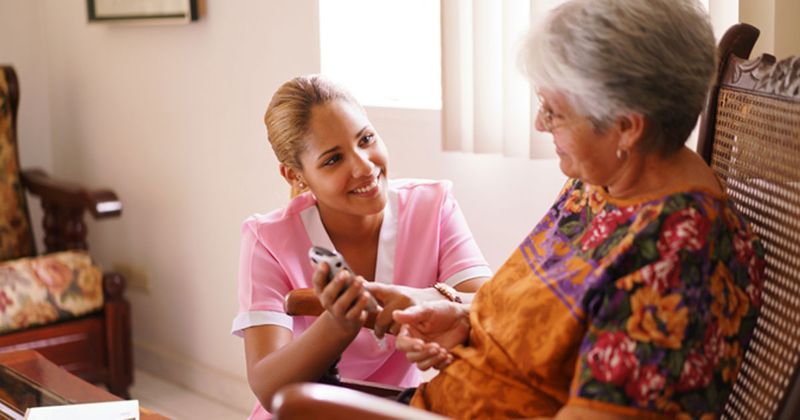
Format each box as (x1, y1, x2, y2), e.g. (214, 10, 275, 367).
(441, 0, 738, 159)
(441, 0, 563, 159)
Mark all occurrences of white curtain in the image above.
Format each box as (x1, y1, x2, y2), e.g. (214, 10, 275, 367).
(441, 0, 563, 159)
(441, 0, 738, 159)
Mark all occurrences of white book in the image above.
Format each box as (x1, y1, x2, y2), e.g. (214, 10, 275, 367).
(24, 400, 139, 420)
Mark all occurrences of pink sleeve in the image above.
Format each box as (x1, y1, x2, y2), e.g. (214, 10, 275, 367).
(233, 218, 294, 336)
(437, 187, 491, 285)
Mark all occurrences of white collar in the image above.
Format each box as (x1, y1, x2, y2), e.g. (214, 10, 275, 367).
(299, 190, 398, 285)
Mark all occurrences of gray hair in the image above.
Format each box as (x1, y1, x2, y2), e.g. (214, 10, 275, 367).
(522, 0, 716, 156)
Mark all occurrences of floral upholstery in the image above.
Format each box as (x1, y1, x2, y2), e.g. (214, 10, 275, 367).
(0, 68, 35, 261)
(0, 251, 103, 334)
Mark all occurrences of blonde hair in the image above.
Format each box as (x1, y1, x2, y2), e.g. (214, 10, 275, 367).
(264, 74, 363, 170)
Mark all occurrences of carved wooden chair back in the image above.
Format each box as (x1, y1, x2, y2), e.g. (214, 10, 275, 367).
(697, 23, 800, 420)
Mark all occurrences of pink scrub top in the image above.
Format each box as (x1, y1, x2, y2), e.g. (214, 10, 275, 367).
(232, 179, 491, 419)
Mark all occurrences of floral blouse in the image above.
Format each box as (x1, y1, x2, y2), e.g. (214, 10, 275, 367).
(411, 179, 763, 419)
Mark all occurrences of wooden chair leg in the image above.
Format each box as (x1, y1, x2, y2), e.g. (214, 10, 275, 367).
(103, 273, 133, 398)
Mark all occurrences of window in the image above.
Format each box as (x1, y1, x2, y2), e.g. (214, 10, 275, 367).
(319, 0, 441, 109)
(441, 0, 564, 158)
(321, 1, 735, 159)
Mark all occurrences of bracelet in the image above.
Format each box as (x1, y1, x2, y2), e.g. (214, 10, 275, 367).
(433, 283, 462, 303)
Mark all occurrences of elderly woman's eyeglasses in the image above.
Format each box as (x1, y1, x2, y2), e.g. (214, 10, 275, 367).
(535, 95, 585, 133)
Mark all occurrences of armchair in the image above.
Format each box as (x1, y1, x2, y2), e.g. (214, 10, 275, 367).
(0, 65, 133, 398)
(273, 24, 800, 419)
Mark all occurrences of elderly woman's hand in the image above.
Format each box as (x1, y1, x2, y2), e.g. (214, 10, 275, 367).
(365, 283, 437, 338)
(392, 301, 471, 371)
(311, 262, 372, 334)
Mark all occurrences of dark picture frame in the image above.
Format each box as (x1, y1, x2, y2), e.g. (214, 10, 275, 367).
(87, 0, 200, 24)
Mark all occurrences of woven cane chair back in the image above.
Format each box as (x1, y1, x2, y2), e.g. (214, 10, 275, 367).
(698, 24, 800, 420)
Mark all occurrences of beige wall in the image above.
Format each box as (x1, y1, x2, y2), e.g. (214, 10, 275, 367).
(1, 0, 564, 412)
(739, 0, 775, 57)
(740, 0, 800, 58)
(774, 0, 800, 58)
(0, 1, 52, 176)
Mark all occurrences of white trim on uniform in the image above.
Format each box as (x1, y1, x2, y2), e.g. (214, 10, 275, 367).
(300, 205, 336, 251)
(443, 266, 494, 288)
(231, 310, 293, 337)
(374, 187, 399, 284)
(301, 187, 399, 285)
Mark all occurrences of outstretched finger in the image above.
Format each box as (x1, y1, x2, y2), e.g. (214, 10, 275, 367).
(363, 281, 392, 303)
(374, 304, 397, 339)
(387, 321, 402, 336)
(396, 325, 425, 353)
(433, 353, 454, 370)
(408, 346, 448, 371)
(392, 304, 430, 325)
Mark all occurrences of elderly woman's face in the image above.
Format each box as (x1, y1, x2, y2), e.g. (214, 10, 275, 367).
(535, 91, 620, 186)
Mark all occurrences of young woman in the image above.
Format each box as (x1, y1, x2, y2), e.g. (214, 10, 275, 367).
(231, 75, 491, 419)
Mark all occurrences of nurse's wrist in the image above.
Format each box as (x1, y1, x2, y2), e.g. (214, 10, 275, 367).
(321, 310, 363, 339)
(389, 284, 438, 305)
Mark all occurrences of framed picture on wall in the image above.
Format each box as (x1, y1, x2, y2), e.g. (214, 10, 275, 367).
(87, 0, 201, 24)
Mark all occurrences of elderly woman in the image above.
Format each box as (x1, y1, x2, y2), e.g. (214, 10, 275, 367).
(359, 0, 765, 418)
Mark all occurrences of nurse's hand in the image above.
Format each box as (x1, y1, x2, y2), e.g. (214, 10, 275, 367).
(364, 283, 422, 338)
(393, 301, 471, 371)
(312, 262, 371, 333)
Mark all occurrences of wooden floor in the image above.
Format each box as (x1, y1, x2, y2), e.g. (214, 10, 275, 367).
(130, 369, 251, 419)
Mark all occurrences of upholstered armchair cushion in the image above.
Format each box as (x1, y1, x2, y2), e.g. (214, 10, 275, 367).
(0, 69, 35, 261)
(0, 251, 103, 334)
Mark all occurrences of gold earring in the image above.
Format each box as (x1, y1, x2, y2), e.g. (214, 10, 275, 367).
(297, 181, 306, 190)
(616, 149, 627, 160)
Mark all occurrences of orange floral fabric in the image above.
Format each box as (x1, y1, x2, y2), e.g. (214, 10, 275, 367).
(411, 179, 763, 419)
(0, 251, 103, 333)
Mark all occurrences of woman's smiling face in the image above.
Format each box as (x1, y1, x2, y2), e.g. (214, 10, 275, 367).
(535, 90, 620, 186)
(296, 99, 389, 218)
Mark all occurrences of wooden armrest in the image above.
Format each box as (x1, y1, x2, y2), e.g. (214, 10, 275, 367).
(284, 288, 378, 330)
(284, 288, 324, 317)
(20, 168, 122, 218)
(272, 383, 445, 420)
(340, 378, 404, 399)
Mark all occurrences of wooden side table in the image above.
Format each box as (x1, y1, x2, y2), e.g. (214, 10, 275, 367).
(0, 350, 165, 419)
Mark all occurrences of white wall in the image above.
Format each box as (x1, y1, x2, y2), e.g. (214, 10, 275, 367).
(1, 0, 564, 412)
